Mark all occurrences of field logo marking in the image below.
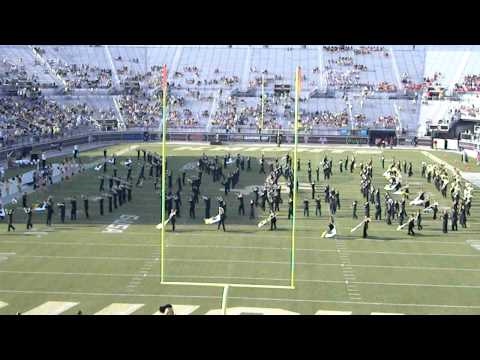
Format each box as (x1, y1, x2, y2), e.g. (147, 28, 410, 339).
(102, 215, 139, 234)
(117, 145, 138, 156)
(0, 252, 15, 264)
(173, 146, 201, 151)
(228, 185, 263, 195)
(370, 312, 404, 315)
(355, 150, 381, 154)
(24, 301, 79, 315)
(315, 310, 352, 315)
(94, 303, 144, 315)
(467, 240, 480, 251)
(23, 231, 48, 237)
(205, 307, 299, 315)
(180, 162, 198, 171)
(262, 147, 284, 153)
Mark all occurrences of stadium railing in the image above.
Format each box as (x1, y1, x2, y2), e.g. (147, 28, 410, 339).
(1, 128, 419, 163)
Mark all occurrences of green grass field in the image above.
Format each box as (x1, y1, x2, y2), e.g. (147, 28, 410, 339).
(423, 149, 480, 173)
(1, 142, 480, 315)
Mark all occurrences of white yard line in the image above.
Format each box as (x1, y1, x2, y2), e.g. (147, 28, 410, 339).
(13, 255, 154, 261)
(162, 275, 480, 289)
(0, 289, 220, 300)
(125, 250, 159, 292)
(422, 151, 456, 173)
(8, 247, 480, 265)
(0, 264, 458, 280)
(1, 288, 479, 311)
(0, 240, 159, 247)
(0, 270, 144, 277)
(165, 235, 470, 246)
(336, 237, 362, 301)
(4, 270, 480, 290)
(165, 240, 469, 249)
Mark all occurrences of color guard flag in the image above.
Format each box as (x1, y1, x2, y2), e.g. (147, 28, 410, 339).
(161, 64, 168, 92)
(295, 66, 302, 93)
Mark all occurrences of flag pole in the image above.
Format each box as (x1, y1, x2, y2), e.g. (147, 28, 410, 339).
(160, 65, 168, 283)
(290, 66, 300, 289)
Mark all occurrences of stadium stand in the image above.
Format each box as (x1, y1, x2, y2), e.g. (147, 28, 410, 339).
(3, 45, 480, 149)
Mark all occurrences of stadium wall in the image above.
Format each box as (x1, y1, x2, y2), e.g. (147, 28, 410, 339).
(1, 130, 414, 161)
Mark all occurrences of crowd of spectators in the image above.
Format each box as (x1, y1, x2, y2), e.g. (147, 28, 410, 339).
(423, 72, 443, 87)
(1, 57, 56, 92)
(327, 56, 354, 66)
(0, 96, 99, 147)
(210, 96, 238, 131)
(30, 46, 113, 90)
(322, 45, 393, 91)
(401, 72, 423, 92)
(299, 109, 350, 130)
(454, 74, 480, 93)
(326, 68, 361, 90)
(457, 104, 479, 119)
(323, 45, 354, 52)
(118, 88, 214, 129)
(373, 115, 398, 129)
(353, 64, 368, 71)
(353, 46, 388, 56)
(116, 63, 163, 90)
(210, 94, 283, 131)
(376, 81, 397, 92)
(353, 113, 368, 128)
(172, 66, 240, 89)
(0, 46, 425, 141)
(118, 94, 161, 128)
(323, 45, 388, 56)
(55, 63, 112, 90)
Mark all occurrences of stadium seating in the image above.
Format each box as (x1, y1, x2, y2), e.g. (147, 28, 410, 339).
(3, 45, 480, 146)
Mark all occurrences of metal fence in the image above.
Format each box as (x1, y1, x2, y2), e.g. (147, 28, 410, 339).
(1, 128, 423, 162)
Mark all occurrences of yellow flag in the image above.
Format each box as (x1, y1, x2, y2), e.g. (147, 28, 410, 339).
(294, 66, 302, 130)
(295, 66, 302, 93)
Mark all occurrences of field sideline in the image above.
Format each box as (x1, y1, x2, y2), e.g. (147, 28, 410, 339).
(0, 142, 480, 315)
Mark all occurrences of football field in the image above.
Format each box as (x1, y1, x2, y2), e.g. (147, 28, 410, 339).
(1, 142, 480, 315)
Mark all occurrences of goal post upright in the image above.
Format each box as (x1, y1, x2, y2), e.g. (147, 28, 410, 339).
(290, 66, 301, 289)
(261, 74, 265, 130)
(160, 65, 168, 283)
(159, 65, 296, 293)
